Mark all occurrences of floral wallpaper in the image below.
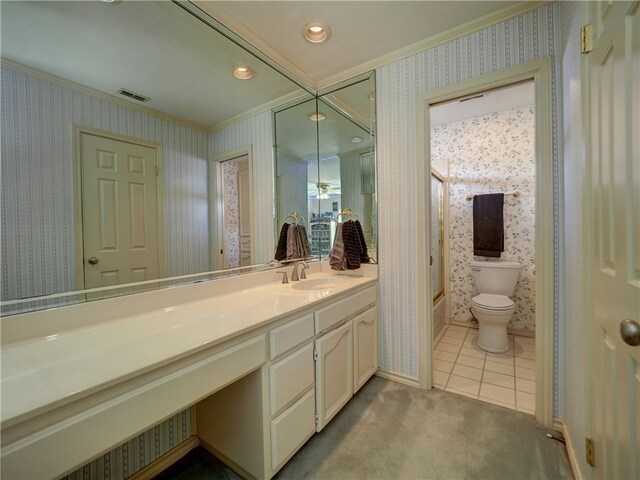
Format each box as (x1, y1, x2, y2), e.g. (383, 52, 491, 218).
(222, 160, 240, 269)
(432, 105, 536, 332)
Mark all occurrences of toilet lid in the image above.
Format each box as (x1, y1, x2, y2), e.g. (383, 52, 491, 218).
(472, 294, 514, 311)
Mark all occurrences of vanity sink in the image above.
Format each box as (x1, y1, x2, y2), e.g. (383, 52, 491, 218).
(291, 278, 337, 291)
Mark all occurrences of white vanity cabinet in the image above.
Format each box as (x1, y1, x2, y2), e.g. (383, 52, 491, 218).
(353, 306, 378, 393)
(268, 313, 316, 472)
(315, 320, 353, 431)
(313, 285, 377, 432)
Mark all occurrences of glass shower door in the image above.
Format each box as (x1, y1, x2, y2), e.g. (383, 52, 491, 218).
(431, 174, 444, 301)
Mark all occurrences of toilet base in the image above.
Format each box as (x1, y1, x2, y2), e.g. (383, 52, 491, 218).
(477, 322, 510, 353)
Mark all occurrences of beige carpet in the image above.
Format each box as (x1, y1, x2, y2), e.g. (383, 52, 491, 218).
(275, 376, 573, 479)
(156, 376, 573, 479)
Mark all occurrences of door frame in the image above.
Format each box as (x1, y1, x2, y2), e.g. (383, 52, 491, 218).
(415, 57, 555, 428)
(73, 125, 166, 290)
(209, 146, 254, 270)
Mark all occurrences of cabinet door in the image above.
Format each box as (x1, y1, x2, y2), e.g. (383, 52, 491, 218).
(315, 321, 353, 432)
(353, 306, 378, 393)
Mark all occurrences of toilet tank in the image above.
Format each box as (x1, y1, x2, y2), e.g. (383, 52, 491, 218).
(471, 261, 521, 296)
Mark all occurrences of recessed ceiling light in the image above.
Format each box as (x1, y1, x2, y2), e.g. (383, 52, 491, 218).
(232, 65, 254, 80)
(308, 112, 326, 121)
(351, 136, 363, 143)
(302, 22, 331, 44)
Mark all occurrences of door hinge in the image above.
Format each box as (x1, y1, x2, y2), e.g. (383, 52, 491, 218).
(581, 24, 593, 54)
(220, 249, 223, 254)
(313, 349, 318, 361)
(315, 413, 319, 425)
(154, 165, 160, 177)
(586, 437, 595, 467)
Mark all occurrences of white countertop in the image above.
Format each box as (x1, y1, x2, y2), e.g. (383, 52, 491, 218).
(1, 264, 377, 427)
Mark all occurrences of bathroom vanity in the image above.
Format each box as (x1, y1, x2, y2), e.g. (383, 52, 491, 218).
(0, 262, 378, 479)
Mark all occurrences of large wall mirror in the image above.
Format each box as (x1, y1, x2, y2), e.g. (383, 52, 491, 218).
(274, 73, 377, 264)
(0, 0, 311, 314)
(0, 1, 377, 315)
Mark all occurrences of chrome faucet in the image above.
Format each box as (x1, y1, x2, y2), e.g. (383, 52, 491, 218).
(291, 260, 309, 281)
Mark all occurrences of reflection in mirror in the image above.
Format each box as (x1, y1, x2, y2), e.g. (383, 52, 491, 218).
(0, 0, 308, 314)
(274, 74, 377, 264)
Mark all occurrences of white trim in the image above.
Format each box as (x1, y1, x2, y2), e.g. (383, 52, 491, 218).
(210, 90, 309, 132)
(374, 369, 421, 389)
(556, 419, 584, 480)
(1, 58, 306, 135)
(316, 2, 550, 90)
(209, 147, 254, 270)
(73, 125, 166, 290)
(4, 59, 210, 133)
(415, 58, 555, 428)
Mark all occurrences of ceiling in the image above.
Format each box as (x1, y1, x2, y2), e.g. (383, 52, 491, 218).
(195, 1, 536, 89)
(0, 1, 541, 129)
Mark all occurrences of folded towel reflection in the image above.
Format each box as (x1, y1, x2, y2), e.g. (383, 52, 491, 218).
(275, 222, 311, 262)
(330, 220, 364, 270)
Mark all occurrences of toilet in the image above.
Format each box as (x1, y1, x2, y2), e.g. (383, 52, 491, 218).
(470, 260, 521, 353)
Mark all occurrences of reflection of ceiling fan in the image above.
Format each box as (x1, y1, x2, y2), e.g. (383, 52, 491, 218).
(316, 182, 331, 199)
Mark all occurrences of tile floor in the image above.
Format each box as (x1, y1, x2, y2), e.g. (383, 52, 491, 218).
(432, 325, 536, 414)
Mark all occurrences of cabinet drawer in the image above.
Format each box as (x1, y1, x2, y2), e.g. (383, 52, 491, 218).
(270, 389, 315, 471)
(314, 285, 376, 333)
(269, 343, 314, 416)
(269, 313, 314, 360)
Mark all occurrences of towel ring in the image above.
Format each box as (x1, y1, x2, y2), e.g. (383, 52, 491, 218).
(286, 213, 305, 225)
(335, 208, 358, 223)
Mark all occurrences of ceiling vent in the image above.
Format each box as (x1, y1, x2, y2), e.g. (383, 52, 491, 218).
(117, 88, 150, 103)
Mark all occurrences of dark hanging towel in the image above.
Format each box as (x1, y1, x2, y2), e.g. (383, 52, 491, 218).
(353, 219, 371, 263)
(274, 223, 289, 261)
(342, 220, 363, 270)
(473, 193, 504, 257)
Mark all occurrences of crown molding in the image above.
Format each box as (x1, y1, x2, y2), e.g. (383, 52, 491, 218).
(192, 0, 318, 90)
(316, 1, 550, 89)
(210, 90, 309, 132)
(0, 58, 212, 133)
(1, 57, 311, 134)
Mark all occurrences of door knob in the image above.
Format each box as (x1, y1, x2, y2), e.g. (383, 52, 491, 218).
(620, 319, 640, 346)
(87, 256, 99, 265)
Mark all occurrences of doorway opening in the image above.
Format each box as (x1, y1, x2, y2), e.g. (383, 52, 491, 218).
(210, 147, 253, 270)
(429, 81, 537, 414)
(416, 58, 554, 428)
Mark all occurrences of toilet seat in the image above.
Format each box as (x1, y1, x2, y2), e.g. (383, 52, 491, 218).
(472, 293, 514, 311)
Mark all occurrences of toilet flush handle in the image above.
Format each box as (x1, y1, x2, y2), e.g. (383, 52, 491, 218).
(471, 267, 481, 272)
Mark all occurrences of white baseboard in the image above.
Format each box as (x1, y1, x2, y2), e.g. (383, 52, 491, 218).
(128, 436, 200, 480)
(375, 369, 420, 388)
(554, 419, 583, 480)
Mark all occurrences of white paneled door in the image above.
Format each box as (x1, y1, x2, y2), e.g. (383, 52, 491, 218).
(80, 132, 160, 289)
(585, 1, 640, 478)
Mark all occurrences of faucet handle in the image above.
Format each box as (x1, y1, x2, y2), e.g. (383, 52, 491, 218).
(276, 271, 289, 284)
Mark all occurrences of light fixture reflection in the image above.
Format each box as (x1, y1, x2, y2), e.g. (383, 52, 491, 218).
(232, 65, 254, 80)
(308, 112, 326, 121)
